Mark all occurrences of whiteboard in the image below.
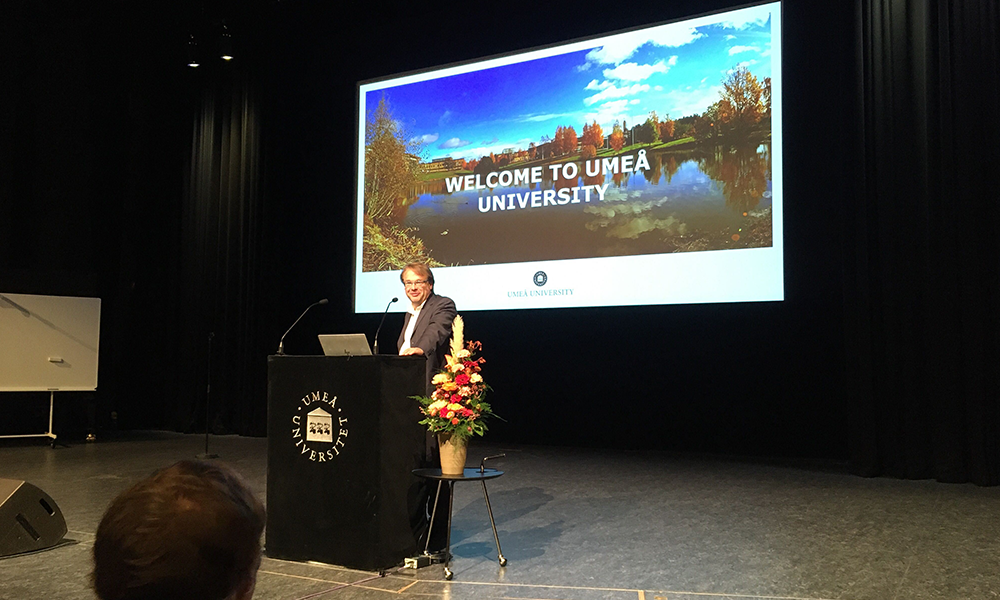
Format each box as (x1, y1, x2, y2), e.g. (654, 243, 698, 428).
(0, 293, 101, 392)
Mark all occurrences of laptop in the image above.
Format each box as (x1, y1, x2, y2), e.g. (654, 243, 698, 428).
(317, 334, 372, 357)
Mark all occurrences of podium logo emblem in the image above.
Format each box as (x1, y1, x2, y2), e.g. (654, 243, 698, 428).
(291, 390, 348, 462)
(306, 408, 333, 442)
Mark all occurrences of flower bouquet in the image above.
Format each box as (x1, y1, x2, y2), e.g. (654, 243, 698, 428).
(414, 315, 494, 474)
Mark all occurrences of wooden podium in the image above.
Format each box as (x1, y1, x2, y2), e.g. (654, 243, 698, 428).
(265, 355, 427, 570)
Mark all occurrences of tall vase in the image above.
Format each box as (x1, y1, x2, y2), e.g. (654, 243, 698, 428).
(438, 432, 468, 476)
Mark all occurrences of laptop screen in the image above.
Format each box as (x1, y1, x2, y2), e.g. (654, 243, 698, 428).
(317, 334, 372, 357)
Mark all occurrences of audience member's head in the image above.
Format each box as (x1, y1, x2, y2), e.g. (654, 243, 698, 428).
(92, 460, 266, 600)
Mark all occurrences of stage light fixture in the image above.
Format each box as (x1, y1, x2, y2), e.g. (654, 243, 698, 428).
(187, 33, 201, 68)
(220, 24, 233, 61)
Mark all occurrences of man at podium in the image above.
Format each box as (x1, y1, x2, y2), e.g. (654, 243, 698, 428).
(265, 264, 457, 568)
(397, 262, 456, 553)
(397, 263, 456, 394)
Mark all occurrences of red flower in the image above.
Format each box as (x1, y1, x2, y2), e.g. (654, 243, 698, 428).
(451, 418, 459, 425)
(450, 394, 462, 403)
(455, 373, 470, 385)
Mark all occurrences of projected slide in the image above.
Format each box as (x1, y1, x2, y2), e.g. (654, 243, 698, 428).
(356, 1, 782, 312)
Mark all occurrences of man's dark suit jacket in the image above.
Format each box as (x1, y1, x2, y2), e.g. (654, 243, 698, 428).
(396, 292, 456, 549)
(396, 293, 457, 395)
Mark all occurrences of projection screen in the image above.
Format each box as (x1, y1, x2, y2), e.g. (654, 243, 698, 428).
(356, 1, 782, 312)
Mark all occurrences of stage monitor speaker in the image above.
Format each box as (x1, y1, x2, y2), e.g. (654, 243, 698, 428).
(0, 479, 67, 557)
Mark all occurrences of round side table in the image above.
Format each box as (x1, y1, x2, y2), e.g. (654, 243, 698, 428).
(412, 467, 507, 580)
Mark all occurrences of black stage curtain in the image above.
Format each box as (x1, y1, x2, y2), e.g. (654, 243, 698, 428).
(846, 0, 1000, 484)
(175, 69, 271, 436)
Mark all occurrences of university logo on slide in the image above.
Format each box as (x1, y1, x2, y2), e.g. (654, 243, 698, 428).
(533, 271, 548, 286)
(291, 390, 348, 462)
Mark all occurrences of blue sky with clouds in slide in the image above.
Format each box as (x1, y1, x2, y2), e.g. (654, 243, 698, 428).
(365, 4, 775, 162)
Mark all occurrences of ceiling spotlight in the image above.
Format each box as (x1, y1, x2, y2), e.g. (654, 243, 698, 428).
(187, 34, 200, 68)
(220, 24, 233, 61)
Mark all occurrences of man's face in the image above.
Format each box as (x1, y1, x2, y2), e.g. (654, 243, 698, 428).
(402, 268, 432, 307)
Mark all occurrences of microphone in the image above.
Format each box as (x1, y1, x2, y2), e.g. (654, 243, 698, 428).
(277, 298, 328, 355)
(373, 297, 398, 354)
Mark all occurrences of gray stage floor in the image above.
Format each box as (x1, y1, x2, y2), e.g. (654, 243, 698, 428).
(1, 432, 998, 600)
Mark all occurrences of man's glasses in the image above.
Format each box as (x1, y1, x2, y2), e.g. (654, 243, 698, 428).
(403, 279, 429, 288)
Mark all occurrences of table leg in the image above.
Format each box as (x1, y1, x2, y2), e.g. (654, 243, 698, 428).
(481, 479, 507, 566)
(423, 480, 444, 555)
(443, 480, 455, 580)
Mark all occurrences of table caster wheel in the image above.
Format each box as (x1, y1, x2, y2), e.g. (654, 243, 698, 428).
(444, 567, 453, 580)
(499, 555, 507, 567)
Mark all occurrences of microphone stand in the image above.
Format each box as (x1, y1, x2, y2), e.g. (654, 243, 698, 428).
(373, 297, 398, 354)
(197, 332, 218, 459)
(277, 298, 329, 355)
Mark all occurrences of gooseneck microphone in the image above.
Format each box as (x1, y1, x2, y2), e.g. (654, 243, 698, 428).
(373, 297, 398, 354)
(277, 298, 329, 355)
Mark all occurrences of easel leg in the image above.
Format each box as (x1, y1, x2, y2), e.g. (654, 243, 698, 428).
(47, 391, 66, 448)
